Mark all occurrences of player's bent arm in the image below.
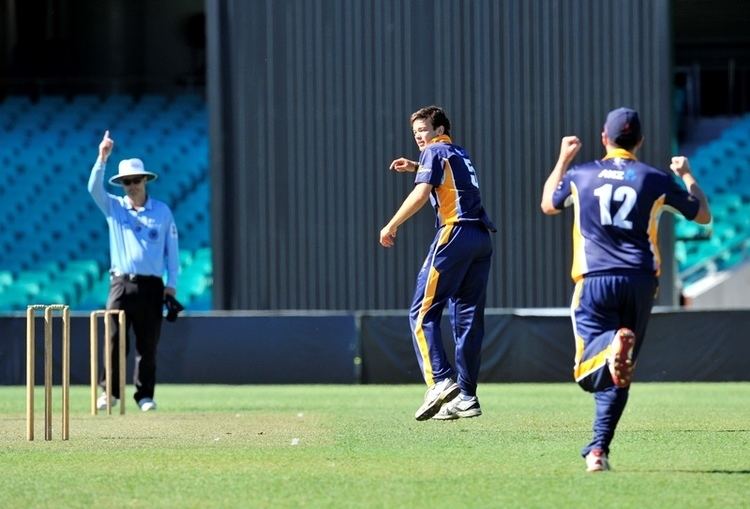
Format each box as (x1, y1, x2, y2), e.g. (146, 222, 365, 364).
(390, 157, 419, 172)
(540, 164, 566, 215)
(541, 136, 580, 215)
(682, 174, 712, 224)
(540, 197, 562, 215)
(391, 183, 432, 224)
(379, 183, 433, 247)
(670, 155, 711, 224)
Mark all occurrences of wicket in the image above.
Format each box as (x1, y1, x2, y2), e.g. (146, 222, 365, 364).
(90, 310, 127, 415)
(26, 304, 70, 441)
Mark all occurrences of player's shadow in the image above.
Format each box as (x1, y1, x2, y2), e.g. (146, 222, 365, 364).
(637, 469, 750, 475)
(637, 430, 750, 474)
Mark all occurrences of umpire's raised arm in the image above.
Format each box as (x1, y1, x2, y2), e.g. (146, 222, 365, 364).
(88, 130, 115, 215)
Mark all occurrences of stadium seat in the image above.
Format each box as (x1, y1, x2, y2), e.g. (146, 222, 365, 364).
(677, 116, 750, 277)
(0, 93, 211, 310)
(0, 271, 13, 288)
(14, 271, 52, 287)
(717, 251, 746, 271)
(0, 291, 31, 311)
(189, 291, 212, 311)
(66, 259, 101, 284)
(675, 220, 703, 240)
(33, 288, 69, 306)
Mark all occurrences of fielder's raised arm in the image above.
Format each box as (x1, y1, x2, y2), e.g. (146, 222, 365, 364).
(540, 135, 581, 215)
(669, 156, 712, 224)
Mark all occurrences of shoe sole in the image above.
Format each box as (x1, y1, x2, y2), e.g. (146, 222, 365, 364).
(432, 413, 458, 421)
(415, 383, 460, 421)
(610, 328, 635, 388)
(432, 407, 482, 421)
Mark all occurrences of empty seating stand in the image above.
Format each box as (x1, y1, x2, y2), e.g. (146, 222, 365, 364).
(0, 94, 212, 311)
(676, 113, 750, 285)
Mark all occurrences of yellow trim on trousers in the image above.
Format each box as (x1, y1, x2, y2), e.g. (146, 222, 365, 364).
(413, 225, 455, 386)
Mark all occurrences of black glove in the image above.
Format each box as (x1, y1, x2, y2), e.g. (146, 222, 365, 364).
(164, 294, 185, 322)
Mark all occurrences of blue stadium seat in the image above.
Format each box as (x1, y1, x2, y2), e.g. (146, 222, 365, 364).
(33, 288, 69, 306)
(0, 94, 211, 310)
(0, 291, 31, 311)
(0, 270, 13, 289)
(189, 291, 212, 311)
(677, 116, 750, 277)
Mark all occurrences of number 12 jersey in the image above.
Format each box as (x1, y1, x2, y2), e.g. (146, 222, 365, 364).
(552, 148, 700, 281)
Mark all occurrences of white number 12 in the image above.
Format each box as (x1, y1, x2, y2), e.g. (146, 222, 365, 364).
(593, 184, 636, 229)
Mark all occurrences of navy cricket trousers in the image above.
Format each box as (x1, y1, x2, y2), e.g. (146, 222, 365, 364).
(570, 273, 658, 456)
(409, 222, 492, 397)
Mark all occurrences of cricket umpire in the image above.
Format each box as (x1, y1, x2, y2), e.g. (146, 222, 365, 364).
(88, 130, 180, 412)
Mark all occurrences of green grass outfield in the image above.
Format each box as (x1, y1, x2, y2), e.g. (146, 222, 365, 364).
(1, 383, 748, 509)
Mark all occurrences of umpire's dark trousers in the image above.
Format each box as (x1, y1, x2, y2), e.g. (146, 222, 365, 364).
(104, 274, 164, 402)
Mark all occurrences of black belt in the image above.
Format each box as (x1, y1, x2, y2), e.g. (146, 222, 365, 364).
(110, 272, 162, 283)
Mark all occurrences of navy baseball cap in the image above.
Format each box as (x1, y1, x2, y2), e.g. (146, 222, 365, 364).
(604, 107, 642, 146)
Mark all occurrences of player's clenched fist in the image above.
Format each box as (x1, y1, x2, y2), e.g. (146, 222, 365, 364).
(99, 130, 114, 161)
(558, 136, 582, 164)
(379, 225, 397, 247)
(670, 156, 692, 177)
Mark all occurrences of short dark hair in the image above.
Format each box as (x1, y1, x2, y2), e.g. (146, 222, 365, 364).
(410, 106, 451, 136)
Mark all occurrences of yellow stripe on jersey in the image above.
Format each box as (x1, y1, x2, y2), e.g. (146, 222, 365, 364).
(648, 194, 666, 276)
(570, 182, 588, 282)
(435, 159, 460, 225)
(571, 280, 611, 381)
(413, 224, 455, 385)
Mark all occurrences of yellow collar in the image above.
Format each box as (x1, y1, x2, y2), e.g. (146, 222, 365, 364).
(428, 134, 452, 145)
(603, 148, 637, 161)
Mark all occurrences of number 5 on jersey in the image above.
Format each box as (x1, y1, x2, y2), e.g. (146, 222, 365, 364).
(463, 157, 479, 188)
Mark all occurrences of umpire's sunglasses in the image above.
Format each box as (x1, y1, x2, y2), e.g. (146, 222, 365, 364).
(121, 177, 144, 186)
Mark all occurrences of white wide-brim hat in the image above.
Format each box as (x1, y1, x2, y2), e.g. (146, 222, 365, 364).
(108, 158, 158, 185)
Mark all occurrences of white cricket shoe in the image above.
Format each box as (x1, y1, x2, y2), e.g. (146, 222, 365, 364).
(96, 393, 119, 410)
(138, 398, 157, 412)
(433, 395, 482, 420)
(585, 448, 610, 472)
(414, 377, 460, 421)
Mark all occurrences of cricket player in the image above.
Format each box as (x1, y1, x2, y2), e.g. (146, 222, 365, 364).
(540, 107, 711, 471)
(380, 106, 496, 421)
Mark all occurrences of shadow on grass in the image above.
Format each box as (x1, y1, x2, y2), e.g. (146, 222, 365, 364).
(635, 469, 750, 475)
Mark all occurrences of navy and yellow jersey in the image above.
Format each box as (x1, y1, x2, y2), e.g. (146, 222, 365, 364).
(415, 135, 496, 232)
(552, 148, 700, 281)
